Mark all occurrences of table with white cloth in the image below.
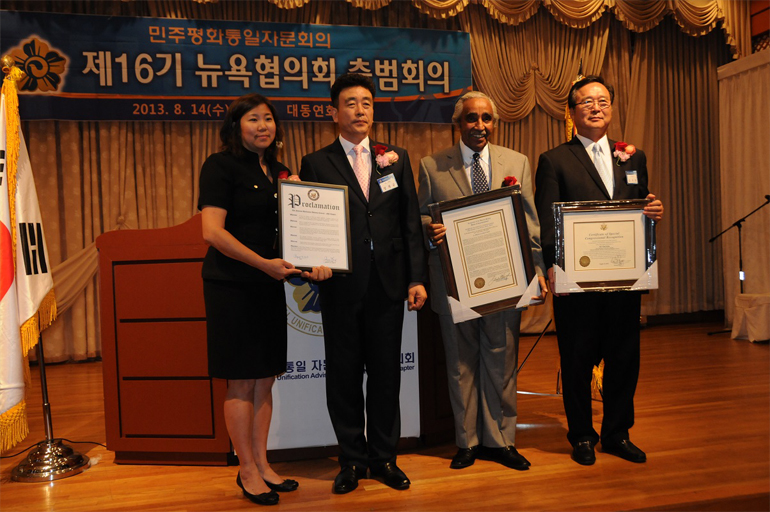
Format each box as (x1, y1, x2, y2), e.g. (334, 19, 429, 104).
(731, 294, 770, 342)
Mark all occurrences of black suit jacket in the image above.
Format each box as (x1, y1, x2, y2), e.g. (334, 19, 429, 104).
(535, 137, 649, 268)
(300, 139, 427, 302)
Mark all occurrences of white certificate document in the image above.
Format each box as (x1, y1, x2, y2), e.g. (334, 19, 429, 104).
(442, 197, 529, 309)
(278, 180, 351, 272)
(572, 219, 636, 271)
(563, 209, 646, 284)
(454, 210, 517, 297)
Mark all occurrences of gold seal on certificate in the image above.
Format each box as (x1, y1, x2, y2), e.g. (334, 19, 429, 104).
(278, 180, 352, 273)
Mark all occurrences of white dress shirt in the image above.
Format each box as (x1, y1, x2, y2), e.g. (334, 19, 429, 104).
(575, 133, 614, 197)
(339, 135, 371, 174)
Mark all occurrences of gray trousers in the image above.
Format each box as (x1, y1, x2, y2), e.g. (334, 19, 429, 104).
(439, 310, 521, 449)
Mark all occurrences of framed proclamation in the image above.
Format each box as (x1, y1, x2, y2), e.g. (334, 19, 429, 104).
(553, 199, 657, 293)
(429, 186, 539, 317)
(278, 180, 352, 273)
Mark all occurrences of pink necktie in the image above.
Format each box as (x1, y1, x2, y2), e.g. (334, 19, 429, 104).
(353, 144, 370, 200)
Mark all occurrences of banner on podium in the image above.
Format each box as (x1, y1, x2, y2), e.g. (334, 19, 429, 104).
(267, 277, 419, 450)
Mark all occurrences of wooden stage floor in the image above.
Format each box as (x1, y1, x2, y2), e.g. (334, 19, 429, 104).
(1, 321, 768, 511)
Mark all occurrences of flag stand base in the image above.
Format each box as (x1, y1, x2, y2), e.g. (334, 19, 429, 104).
(11, 335, 90, 482)
(11, 438, 90, 482)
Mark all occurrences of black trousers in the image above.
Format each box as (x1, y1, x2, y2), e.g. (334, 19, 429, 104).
(553, 291, 642, 446)
(319, 263, 405, 469)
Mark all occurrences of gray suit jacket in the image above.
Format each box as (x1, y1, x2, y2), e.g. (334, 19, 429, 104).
(417, 142, 546, 315)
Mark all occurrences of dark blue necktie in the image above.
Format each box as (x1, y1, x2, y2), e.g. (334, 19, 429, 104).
(471, 153, 489, 194)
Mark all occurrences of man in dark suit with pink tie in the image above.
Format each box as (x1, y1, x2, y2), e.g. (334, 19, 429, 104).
(300, 73, 427, 494)
(535, 76, 664, 466)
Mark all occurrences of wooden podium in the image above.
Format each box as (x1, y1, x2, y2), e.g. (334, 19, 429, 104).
(96, 214, 230, 465)
(96, 214, 454, 464)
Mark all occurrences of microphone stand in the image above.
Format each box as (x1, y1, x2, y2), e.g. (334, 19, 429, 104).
(707, 194, 770, 335)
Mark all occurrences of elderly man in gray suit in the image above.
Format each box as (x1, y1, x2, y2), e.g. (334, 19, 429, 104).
(417, 91, 547, 471)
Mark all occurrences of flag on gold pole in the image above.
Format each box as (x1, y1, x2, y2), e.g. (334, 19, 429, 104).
(564, 60, 584, 142)
(0, 59, 57, 454)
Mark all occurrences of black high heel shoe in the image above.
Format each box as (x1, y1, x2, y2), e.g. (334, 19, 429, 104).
(236, 472, 279, 506)
(264, 478, 299, 492)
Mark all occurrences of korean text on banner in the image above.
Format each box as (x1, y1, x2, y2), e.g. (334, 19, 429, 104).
(0, 11, 472, 123)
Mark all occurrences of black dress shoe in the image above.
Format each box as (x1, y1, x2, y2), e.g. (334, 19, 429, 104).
(602, 439, 647, 463)
(236, 472, 279, 505)
(333, 465, 367, 494)
(370, 462, 410, 490)
(571, 440, 596, 466)
(450, 446, 480, 469)
(264, 478, 299, 492)
(481, 446, 530, 470)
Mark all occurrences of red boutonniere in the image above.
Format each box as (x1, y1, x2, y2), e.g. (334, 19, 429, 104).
(373, 144, 399, 174)
(502, 176, 518, 187)
(277, 170, 290, 180)
(613, 141, 636, 164)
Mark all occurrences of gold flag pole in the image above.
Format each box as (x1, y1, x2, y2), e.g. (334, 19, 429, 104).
(3, 54, 89, 482)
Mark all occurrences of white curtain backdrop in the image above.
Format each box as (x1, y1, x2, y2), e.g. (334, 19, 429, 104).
(717, 49, 770, 325)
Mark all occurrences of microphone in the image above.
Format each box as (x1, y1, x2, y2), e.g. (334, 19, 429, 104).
(765, 195, 770, 201)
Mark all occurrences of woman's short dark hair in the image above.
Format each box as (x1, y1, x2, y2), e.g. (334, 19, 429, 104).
(220, 94, 283, 161)
(568, 76, 615, 109)
(330, 73, 376, 108)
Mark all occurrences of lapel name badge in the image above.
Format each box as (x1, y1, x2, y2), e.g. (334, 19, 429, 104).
(625, 170, 638, 185)
(377, 173, 398, 193)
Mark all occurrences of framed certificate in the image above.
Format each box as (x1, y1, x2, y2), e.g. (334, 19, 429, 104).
(278, 180, 352, 273)
(553, 199, 657, 292)
(429, 186, 539, 316)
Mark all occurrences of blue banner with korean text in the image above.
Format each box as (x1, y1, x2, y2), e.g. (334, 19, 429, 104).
(0, 11, 472, 123)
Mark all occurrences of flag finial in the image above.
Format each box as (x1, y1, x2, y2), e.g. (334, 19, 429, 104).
(565, 59, 585, 142)
(1, 55, 25, 82)
(1, 54, 14, 72)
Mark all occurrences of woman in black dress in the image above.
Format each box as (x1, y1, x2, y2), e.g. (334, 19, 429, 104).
(198, 94, 330, 506)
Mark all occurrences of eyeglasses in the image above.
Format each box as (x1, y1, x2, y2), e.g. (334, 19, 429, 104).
(576, 98, 611, 110)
